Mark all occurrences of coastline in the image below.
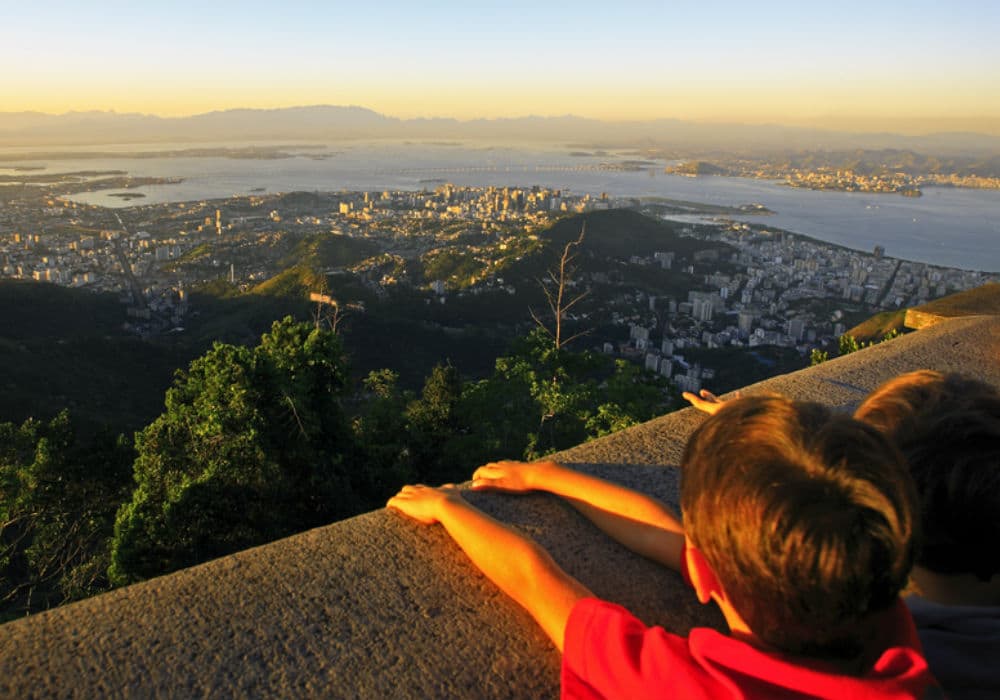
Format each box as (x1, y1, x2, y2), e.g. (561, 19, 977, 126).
(2, 142, 996, 273)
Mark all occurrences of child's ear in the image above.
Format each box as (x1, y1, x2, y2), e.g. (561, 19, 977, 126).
(685, 541, 723, 605)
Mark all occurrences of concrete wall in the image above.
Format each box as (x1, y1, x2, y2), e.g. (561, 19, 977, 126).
(1, 315, 998, 699)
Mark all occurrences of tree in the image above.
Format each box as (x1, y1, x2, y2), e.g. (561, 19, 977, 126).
(405, 363, 466, 483)
(589, 359, 675, 438)
(0, 413, 133, 619)
(530, 223, 589, 351)
(838, 329, 903, 358)
(453, 330, 674, 462)
(450, 356, 539, 465)
(350, 369, 414, 499)
(109, 317, 357, 585)
(810, 348, 829, 366)
(838, 334, 867, 356)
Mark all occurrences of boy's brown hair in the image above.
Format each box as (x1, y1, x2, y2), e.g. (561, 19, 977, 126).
(856, 370, 1000, 581)
(681, 395, 917, 660)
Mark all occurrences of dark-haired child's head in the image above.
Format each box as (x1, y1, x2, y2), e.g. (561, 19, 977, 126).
(681, 396, 917, 660)
(856, 370, 1000, 583)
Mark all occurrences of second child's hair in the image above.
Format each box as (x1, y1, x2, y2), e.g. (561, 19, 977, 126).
(681, 396, 917, 660)
(856, 370, 1000, 581)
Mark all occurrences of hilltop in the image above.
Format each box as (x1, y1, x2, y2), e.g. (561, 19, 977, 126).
(0, 281, 192, 434)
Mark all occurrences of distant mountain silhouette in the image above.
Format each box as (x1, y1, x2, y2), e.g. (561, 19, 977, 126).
(1, 105, 997, 155)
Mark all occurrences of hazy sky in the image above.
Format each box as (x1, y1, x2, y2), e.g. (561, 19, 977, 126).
(2, 0, 998, 133)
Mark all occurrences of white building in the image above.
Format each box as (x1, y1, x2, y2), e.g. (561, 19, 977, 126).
(645, 354, 660, 372)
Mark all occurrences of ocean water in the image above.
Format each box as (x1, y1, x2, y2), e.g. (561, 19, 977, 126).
(3, 141, 999, 272)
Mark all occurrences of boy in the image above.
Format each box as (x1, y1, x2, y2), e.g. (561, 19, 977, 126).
(855, 370, 1000, 699)
(387, 396, 937, 698)
(689, 372, 1000, 696)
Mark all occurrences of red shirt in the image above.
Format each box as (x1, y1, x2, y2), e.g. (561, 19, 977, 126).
(562, 598, 938, 700)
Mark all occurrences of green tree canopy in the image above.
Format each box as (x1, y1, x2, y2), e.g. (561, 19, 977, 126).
(405, 363, 466, 483)
(350, 369, 415, 499)
(109, 317, 357, 585)
(1, 412, 132, 619)
(454, 329, 676, 463)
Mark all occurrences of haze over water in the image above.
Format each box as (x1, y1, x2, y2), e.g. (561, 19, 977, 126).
(11, 142, 997, 273)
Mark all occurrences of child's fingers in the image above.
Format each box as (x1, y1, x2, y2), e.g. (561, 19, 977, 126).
(470, 475, 503, 490)
(683, 389, 732, 415)
(471, 465, 489, 481)
(386, 484, 430, 508)
(682, 392, 712, 410)
(386, 489, 439, 524)
(386, 487, 417, 507)
(471, 462, 531, 491)
(471, 480, 510, 490)
(471, 463, 506, 482)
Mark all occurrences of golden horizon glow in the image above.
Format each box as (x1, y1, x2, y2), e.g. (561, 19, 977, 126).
(4, 1, 998, 136)
(5, 92, 997, 137)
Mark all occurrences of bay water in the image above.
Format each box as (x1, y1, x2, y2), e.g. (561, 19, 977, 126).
(3, 141, 998, 272)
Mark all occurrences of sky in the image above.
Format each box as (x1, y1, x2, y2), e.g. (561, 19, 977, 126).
(2, 0, 998, 133)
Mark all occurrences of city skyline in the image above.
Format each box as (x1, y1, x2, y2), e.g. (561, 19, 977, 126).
(2, 1, 998, 135)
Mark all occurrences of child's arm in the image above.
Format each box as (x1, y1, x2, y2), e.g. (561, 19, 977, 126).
(387, 484, 592, 652)
(471, 460, 685, 571)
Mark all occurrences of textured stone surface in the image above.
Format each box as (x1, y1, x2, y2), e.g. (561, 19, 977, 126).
(1, 315, 998, 699)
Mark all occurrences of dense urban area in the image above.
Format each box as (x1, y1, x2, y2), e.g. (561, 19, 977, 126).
(663, 151, 1000, 195)
(2, 179, 996, 395)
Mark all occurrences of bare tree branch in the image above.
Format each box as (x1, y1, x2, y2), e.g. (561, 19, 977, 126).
(532, 222, 588, 350)
(310, 286, 347, 334)
(561, 328, 592, 348)
(528, 307, 554, 340)
(283, 394, 309, 439)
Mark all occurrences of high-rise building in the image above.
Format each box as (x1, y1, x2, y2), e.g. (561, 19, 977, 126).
(787, 318, 805, 342)
(630, 324, 650, 342)
(692, 296, 714, 322)
(654, 251, 674, 269)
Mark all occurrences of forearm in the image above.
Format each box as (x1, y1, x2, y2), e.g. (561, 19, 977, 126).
(435, 496, 591, 651)
(531, 461, 683, 533)
(530, 462, 685, 570)
(471, 460, 685, 570)
(562, 496, 685, 571)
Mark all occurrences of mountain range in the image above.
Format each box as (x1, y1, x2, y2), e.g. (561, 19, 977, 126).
(1, 106, 997, 156)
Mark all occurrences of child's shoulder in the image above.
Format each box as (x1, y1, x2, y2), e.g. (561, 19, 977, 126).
(562, 598, 936, 700)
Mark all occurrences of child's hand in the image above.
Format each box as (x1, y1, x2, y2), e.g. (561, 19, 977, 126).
(682, 389, 735, 415)
(471, 460, 546, 493)
(386, 484, 460, 524)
